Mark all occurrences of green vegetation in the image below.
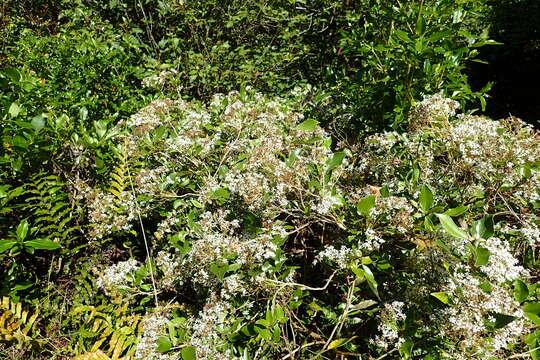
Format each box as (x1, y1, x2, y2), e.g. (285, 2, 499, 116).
(1, 1, 539, 359)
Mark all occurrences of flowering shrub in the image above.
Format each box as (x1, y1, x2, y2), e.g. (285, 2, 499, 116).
(73, 91, 540, 359)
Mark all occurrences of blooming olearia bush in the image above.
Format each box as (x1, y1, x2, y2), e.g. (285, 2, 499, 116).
(74, 91, 539, 359)
(73, 89, 353, 359)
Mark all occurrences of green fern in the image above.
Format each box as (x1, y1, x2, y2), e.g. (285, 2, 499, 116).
(70, 301, 142, 360)
(16, 172, 81, 248)
(0, 296, 40, 345)
(109, 156, 129, 202)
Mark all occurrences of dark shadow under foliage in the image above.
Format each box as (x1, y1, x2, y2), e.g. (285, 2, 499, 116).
(469, 0, 540, 127)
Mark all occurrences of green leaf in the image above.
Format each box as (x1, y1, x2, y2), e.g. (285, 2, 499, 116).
(181, 345, 197, 360)
(211, 188, 230, 204)
(209, 262, 229, 281)
(4, 68, 21, 82)
(326, 152, 346, 171)
(474, 246, 490, 266)
(419, 185, 433, 212)
(443, 205, 468, 217)
(399, 339, 413, 358)
(8, 102, 21, 118)
(519, 165, 533, 179)
(513, 280, 529, 303)
(416, 15, 426, 35)
(435, 214, 468, 239)
(273, 304, 287, 323)
(428, 30, 452, 42)
(296, 119, 318, 131)
(24, 239, 61, 250)
(351, 300, 377, 310)
(361, 265, 380, 299)
(16, 220, 29, 241)
(470, 215, 494, 239)
(357, 195, 376, 216)
(255, 326, 272, 341)
(395, 29, 412, 43)
(524, 302, 540, 315)
(525, 331, 540, 360)
(328, 338, 348, 350)
(431, 291, 452, 305)
(479, 280, 492, 293)
(31, 114, 46, 131)
(156, 336, 172, 353)
(524, 302, 540, 325)
(424, 215, 435, 231)
(12, 135, 28, 150)
(0, 240, 16, 252)
(79, 106, 89, 122)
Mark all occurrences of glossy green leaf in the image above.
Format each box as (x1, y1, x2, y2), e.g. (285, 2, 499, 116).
(181, 346, 197, 360)
(351, 299, 377, 310)
(513, 280, 529, 303)
(296, 119, 318, 131)
(419, 185, 433, 212)
(31, 114, 46, 131)
(255, 327, 272, 341)
(12, 135, 28, 150)
(443, 205, 468, 217)
(79, 106, 89, 122)
(209, 262, 229, 280)
(524, 302, 540, 325)
(156, 336, 172, 353)
(0, 240, 16, 252)
(470, 215, 494, 239)
(357, 195, 376, 216)
(8, 102, 21, 118)
(416, 15, 426, 35)
(519, 165, 533, 179)
(16, 220, 29, 241)
(361, 265, 380, 299)
(328, 338, 348, 350)
(474, 246, 490, 266)
(395, 29, 412, 43)
(24, 239, 61, 250)
(326, 152, 346, 171)
(435, 214, 468, 239)
(431, 291, 452, 305)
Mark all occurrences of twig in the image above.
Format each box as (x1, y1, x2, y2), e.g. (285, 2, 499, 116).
(265, 270, 338, 291)
(281, 341, 326, 360)
(124, 140, 159, 307)
(507, 346, 540, 359)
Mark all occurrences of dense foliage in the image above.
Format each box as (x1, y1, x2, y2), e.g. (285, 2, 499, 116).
(0, 1, 538, 359)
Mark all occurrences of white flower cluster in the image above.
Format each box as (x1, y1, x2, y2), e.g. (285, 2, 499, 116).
(480, 237, 529, 283)
(359, 229, 385, 252)
(434, 262, 527, 356)
(314, 245, 353, 269)
(141, 69, 178, 89)
(358, 97, 540, 211)
(408, 92, 460, 131)
(134, 312, 172, 360)
(370, 301, 406, 349)
(186, 298, 235, 360)
(96, 258, 140, 296)
(85, 190, 138, 240)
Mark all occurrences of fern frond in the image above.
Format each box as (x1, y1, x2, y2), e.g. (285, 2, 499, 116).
(10, 173, 82, 247)
(70, 303, 142, 360)
(0, 296, 40, 343)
